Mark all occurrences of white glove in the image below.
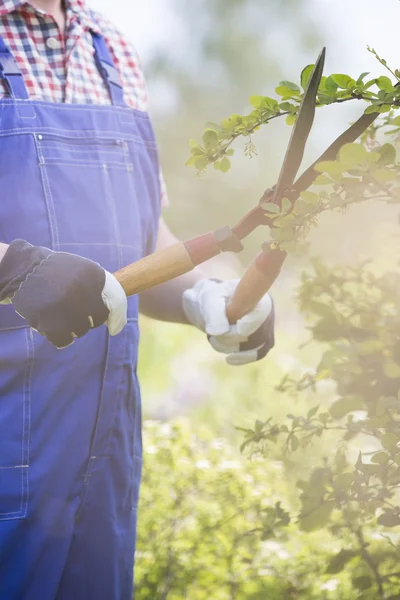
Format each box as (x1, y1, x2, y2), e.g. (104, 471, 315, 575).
(182, 278, 275, 366)
(102, 270, 128, 336)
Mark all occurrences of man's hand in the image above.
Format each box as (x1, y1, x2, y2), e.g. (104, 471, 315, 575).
(0, 239, 127, 348)
(182, 279, 275, 366)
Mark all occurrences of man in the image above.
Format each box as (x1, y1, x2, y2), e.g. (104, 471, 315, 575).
(0, 1, 275, 598)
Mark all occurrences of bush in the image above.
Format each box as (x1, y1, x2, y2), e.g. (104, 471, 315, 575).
(136, 420, 357, 599)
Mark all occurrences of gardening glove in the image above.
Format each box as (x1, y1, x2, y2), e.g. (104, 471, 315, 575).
(182, 278, 275, 366)
(0, 239, 127, 349)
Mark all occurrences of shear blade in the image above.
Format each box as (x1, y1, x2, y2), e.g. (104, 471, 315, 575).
(270, 47, 326, 207)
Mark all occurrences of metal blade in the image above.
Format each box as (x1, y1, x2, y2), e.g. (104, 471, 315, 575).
(270, 47, 326, 206)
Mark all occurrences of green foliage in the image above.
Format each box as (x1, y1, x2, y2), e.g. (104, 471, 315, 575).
(240, 262, 400, 599)
(185, 49, 400, 257)
(136, 420, 358, 599)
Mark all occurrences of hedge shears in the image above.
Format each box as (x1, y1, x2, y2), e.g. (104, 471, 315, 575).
(114, 47, 378, 322)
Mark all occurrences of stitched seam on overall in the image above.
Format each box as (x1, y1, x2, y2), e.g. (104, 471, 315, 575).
(95, 330, 131, 467)
(0, 129, 158, 148)
(0, 329, 32, 518)
(21, 328, 33, 518)
(40, 160, 133, 170)
(41, 147, 127, 157)
(76, 335, 115, 515)
(10, 253, 54, 302)
(36, 138, 61, 250)
(0, 130, 158, 149)
(16, 103, 36, 120)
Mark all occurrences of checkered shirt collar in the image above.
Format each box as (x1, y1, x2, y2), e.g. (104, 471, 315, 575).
(0, 0, 101, 34)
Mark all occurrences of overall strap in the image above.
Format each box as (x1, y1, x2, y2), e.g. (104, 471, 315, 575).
(90, 31, 126, 108)
(0, 36, 30, 100)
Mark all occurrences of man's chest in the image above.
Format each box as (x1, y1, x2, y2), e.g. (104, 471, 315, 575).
(0, 10, 147, 110)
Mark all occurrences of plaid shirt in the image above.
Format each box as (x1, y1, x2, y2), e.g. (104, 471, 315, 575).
(0, 0, 167, 204)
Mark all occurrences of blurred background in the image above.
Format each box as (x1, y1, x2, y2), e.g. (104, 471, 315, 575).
(86, 1, 400, 597)
(88, 0, 399, 423)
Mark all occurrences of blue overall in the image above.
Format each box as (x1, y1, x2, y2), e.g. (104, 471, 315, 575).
(0, 30, 161, 600)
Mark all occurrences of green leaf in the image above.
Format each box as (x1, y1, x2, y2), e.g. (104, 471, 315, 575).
(364, 104, 380, 115)
(293, 199, 310, 216)
(381, 432, 399, 451)
(353, 575, 372, 590)
(314, 160, 344, 176)
(313, 174, 332, 185)
(301, 191, 319, 205)
(189, 138, 199, 148)
(373, 143, 397, 166)
(371, 451, 390, 464)
(326, 549, 357, 574)
(330, 396, 365, 419)
(255, 419, 263, 433)
(331, 74, 354, 89)
(356, 72, 370, 85)
(301, 64, 314, 90)
(383, 361, 400, 379)
(338, 143, 368, 167)
(281, 197, 292, 213)
(378, 511, 400, 527)
(279, 101, 293, 112)
(276, 85, 299, 98)
(335, 473, 354, 489)
(377, 75, 394, 92)
(219, 157, 231, 173)
(290, 435, 299, 452)
(195, 156, 209, 170)
(205, 121, 222, 132)
(388, 467, 400, 485)
(286, 114, 296, 126)
(299, 501, 335, 532)
(202, 130, 219, 148)
(185, 155, 200, 167)
(325, 76, 339, 94)
(279, 80, 300, 93)
(307, 405, 320, 419)
(262, 202, 280, 214)
(374, 167, 397, 182)
(262, 97, 279, 111)
(355, 458, 381, 476)
(249, 95, 263, 109)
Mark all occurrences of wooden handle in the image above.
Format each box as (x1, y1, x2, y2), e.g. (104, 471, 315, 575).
(226, 247, 286, 324)
(114, 233, 222, 296)
(114, 242, 194, 296)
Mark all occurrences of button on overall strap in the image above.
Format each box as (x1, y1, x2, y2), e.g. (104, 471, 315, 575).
(90, 31, 126, 108)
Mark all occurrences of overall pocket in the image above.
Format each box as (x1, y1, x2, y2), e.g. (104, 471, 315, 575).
(0, 325, 33, 520)
(35, 132, 144, 274)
